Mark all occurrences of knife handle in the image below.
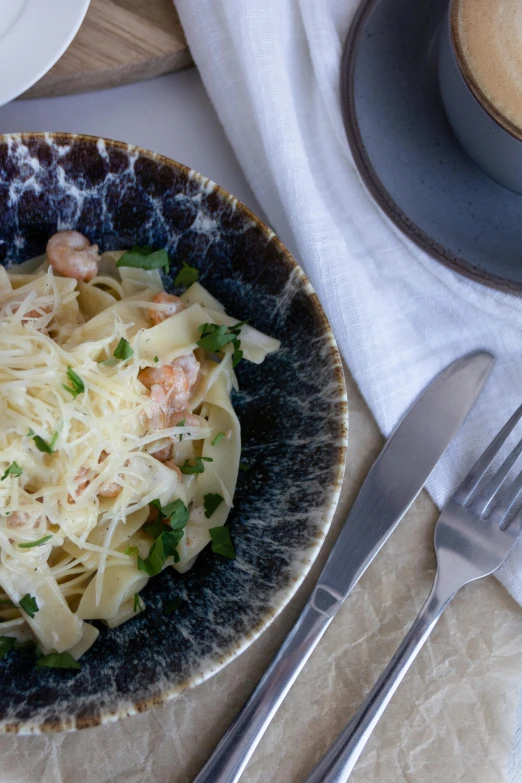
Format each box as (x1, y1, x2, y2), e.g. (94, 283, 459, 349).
(193, 592, 336, 783)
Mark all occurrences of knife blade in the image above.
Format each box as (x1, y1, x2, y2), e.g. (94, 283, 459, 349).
(193, 350, 494, 783)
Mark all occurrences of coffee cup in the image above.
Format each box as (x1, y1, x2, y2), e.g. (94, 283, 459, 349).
(438, 0, 522, 194)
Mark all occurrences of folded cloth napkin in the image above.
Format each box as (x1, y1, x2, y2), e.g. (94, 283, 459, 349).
(174, 0, 522, 605)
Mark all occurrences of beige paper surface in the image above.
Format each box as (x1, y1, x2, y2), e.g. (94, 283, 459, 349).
(0, 365, 521, 783)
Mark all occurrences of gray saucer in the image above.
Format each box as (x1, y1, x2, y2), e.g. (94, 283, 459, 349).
(341, 0, 522, 294)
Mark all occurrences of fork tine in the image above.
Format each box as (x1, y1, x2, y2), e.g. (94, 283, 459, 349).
(504, 509, 522, 539)
(490, 467, 522, 529)
(455, 402, 522, 502)
(471, 435, 522, 513)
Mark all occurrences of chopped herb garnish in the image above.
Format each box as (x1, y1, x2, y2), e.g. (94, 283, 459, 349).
(116, 245, 169, 271)
(153, 356, 159, 363)
(0, 599, 14, 607)
(209, 526, 236, 559)
(138, 531, 182, 575)
(238, 462, 251, 472)
(0, 636, 16, 660)
(174, 261, 199, 287)
(138, 499, 190, 576)
(177, 418, 186, 441)
(164, 597, 182, 614)
(62, 366, 85, 398)
(197, 321, 245, 352)
(18, 535, 52, 549)
(231, 339, 243, 369)
(99, 357, 119, 367)
(27, 428, 35, 437)
(1, 462, 22, 481)
(179, 456, 213, 475)
(32, 431, 58, 454)
(113, 337, 134, 361)
(143, 520, 168, 539)
(204, 493, 224, 519)
(125, 545, 138, 556)
(161, 499, 190, 528)
(212, 432, 225, 446)
(133, 593, 142, 612)
(197, 321, 246, 368)
(19, 594, 39, 618)
(37, 652, 80, 670)
(14, 639, 41, 657)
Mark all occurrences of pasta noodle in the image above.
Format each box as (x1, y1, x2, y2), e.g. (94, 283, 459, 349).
(0, 232, 280, 666)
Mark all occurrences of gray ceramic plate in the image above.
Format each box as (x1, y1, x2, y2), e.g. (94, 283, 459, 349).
(342, 0, 522, 294)
(0, 132, 347, 733)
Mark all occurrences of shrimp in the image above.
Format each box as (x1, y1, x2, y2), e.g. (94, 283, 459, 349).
(46, 231, 100, 282)
(172, 353, 200, 389)
(168, 411, 201, 428)
(68, 466, 91, 502)
(5, 511, 40, 530)
(151, 443, 173, 463)
(98, 481, 121, 498)
(164, 460, 183, 480)
(139, 365, 191, 412)
(148, 292, 186, 325)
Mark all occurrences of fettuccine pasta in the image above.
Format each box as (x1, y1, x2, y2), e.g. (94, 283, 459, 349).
(0, 232, 280, 669)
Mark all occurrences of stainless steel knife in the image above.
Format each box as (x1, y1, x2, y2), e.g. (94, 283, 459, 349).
(193, 350, 494, 783)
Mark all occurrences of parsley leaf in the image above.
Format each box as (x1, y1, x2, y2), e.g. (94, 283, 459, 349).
(161, 499, 190, 528)
(211, 432, 225, 446)
(27, 428, 35, 437)
(125, 545, 138, 556)
(138, 531, 182, 575)
(197, 321, 246, 367)
(197, 323, 235, 352)
(174, 262, 199, 287)
(138, 499, 190, 576)
(0, 636, 16, 660)
(1, 462, 22, 481)
(32, 432, 58, 454)
(153, 356, 159, 363)
(19, 594, 39, 618)
(14, 640, 41, 657)
(133, 593, 142, 612)
(179, 456, 213, 475)
(18, 535, 52, 549)
(204, 493, 224, 519)
(164, 597, 182, 614)
(62, 366, 85, 398)
(37, 652, 80, 670)
(231, 337, 243, 369)
(116, 245, 169, 271)
(209, 526, 236, 559)
(143, 520, 168, 539)
(177, 418, 185, 441)
(113, 337, 134, 361)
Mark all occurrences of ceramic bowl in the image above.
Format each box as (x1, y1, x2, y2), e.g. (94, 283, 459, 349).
(0, 132, 347, 733)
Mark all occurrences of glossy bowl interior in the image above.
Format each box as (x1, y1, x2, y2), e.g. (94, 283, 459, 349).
(0, 132, 347, 733)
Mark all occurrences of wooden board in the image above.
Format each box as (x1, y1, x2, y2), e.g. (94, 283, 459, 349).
(22, 0, 192, 99)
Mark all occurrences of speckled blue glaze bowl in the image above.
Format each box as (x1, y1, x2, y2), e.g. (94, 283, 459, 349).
(0, 132, 347, 734)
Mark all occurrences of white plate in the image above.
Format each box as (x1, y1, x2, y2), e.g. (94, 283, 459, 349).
(0, 0, 90, 107)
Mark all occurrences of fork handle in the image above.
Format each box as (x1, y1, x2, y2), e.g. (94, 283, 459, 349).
(304, 574, 457, 783)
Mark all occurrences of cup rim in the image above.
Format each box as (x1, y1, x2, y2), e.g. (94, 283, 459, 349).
(450, 0, 522, 143)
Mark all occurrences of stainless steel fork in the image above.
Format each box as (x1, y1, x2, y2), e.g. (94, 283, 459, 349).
(305, 404, 522, 783)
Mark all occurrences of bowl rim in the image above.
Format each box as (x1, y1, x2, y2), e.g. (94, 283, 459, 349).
(0, 131, 348, 734)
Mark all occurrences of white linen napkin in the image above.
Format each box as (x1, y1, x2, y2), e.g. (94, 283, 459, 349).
(172, 0, 522, 603)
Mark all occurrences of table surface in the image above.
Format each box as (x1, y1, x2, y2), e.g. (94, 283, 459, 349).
(0, 69, 521, 783)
